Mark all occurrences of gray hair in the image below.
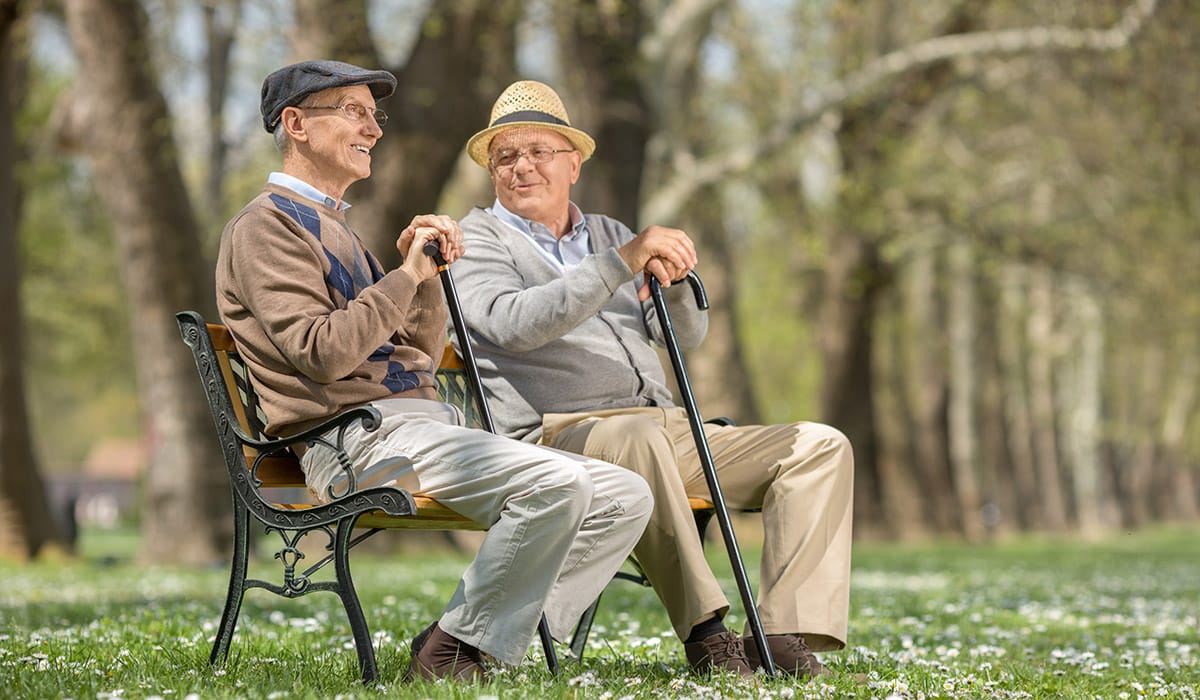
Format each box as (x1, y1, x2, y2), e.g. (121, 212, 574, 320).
(273, 123, 288, 153)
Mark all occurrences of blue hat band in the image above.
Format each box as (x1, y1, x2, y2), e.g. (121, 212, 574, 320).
(491, 110, 570, 128)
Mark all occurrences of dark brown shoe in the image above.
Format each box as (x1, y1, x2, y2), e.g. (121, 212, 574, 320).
(684, 630, 755, 676)
(743, 633, 830, 677)
(405, 622, 487, 682)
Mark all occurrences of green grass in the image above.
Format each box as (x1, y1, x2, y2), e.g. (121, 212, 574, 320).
(2, 526, 1198, 698)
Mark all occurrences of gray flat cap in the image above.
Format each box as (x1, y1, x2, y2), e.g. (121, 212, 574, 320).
(261, 60, 397, 132)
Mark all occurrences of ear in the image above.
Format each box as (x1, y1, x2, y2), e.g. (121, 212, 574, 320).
(568, 150, 583, 185)
(280, 106, 309, 144)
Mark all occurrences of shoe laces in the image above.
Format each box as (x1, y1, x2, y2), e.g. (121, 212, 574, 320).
(707, 631, 747, 662)
(776, 633, 809, 656)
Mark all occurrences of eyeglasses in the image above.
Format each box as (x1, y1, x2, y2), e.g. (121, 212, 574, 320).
(300, 102, 388, 126)
(489, 147, 574, 170)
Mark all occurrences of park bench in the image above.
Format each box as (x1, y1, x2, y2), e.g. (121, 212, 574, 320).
(176, 311, 557, 682)
(180, 268, 774, 677)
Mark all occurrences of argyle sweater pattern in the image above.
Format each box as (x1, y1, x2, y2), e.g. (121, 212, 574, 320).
(215, 183, 447, 437)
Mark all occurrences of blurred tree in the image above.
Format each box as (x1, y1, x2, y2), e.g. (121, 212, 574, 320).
(57, 0, 228, 564)
(202, 0, 242, 218)
(292, 0, 521, 266)
(0, 0, 69, 560)
(551, 0, 763, 423)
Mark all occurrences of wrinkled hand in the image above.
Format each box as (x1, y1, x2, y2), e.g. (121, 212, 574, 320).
(397, 214, 464, 282)
(617, 225, 698, 300)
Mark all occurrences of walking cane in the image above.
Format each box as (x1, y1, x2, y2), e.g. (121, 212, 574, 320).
(649, 272, 777, 677)
(424, 241, 561, 674)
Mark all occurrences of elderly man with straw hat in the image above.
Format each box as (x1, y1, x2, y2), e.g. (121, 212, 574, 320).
(451, 80, 855, 678)
(216, 61, 653, 682)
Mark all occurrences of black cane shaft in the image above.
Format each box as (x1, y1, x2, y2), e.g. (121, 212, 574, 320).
(650, 275, 777, 677)
(425, 246, 498, 434)
(424, 244, 558, 673)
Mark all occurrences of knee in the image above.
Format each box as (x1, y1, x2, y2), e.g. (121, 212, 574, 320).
(814, 424, 853, 461)
(622, 471, 654, 523)
(538, 464, 596, 522)
(782, 422, 855, 476)
(588, 415, 675, 473)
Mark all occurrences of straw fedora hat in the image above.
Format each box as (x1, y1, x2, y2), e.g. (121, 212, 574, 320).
(466, 80, 596, 168)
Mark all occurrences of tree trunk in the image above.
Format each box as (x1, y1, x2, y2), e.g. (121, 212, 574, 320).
(558, 0, 650, 229)
(60, 0, 229, 565)
(975, 281, 1018, 537)
(1026, 266, 1068, 530)
(997, 263, 1041, 529)
(1061, 278, 1107, 536)
(901, 238, 957, 532)
(552, 1, 758, 422)
(818, 232, 885, 534)
(946, 240, 983, 541)
(293, 0, 520, 266)
(202, 0, 241, 219)
(1159, 348, 1198, 520)
(1122, 343, 1162, 527)
(0, 0, 67, 561)
(874, 295, 924, 539)
(678, 200, 761, 425)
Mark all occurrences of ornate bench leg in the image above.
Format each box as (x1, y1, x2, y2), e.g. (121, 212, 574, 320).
(333, 516, 378, 683)
(211, 505, 251, 667)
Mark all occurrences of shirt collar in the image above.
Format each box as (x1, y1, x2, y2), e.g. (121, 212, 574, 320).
(268, 172, 351, 211)
(489, 198, 586, 240)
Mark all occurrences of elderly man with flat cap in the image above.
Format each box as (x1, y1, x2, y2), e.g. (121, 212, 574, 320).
(215, 60, 652, 682)
(451, 80, 855, 678)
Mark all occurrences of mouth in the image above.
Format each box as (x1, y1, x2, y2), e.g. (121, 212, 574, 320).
(351, 144, 371, 155)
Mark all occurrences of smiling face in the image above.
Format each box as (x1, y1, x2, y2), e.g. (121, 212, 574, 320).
(488, 127, 582, 236)
(278, 84, 383, 204)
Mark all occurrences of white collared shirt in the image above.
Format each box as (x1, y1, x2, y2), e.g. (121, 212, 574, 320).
(268, 172, 350, 211)
(488, 198, 590, 273)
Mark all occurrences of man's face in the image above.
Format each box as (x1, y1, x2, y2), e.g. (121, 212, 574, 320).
(291, 84, 383, 192)
(488, 127, 581, 228)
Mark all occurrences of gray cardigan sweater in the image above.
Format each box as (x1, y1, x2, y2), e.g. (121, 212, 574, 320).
(453, 206, 708, 441)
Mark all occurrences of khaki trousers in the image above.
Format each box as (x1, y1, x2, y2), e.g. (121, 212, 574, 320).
(542, 406, 853, 650)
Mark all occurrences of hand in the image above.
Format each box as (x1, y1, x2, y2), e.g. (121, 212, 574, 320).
(637, 256, 689, 301)
(617, 225, 697, 277)
(618, 225, 698, 300)
(397, 214, 464, 282)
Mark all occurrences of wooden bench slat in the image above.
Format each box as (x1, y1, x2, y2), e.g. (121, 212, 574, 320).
(272, 497, 487, 531)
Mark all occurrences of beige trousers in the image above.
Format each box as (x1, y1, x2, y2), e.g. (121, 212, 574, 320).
(542, 406, 853, 650)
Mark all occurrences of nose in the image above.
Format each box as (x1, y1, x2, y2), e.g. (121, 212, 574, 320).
(511, 151, 537, 173)
(364, 114, 383, 137)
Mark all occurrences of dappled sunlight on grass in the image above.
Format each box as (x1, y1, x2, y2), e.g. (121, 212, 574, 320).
(1, 526, 1198, 698)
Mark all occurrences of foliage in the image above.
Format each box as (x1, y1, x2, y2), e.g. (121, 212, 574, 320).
(11, 0, 1199, 545)
(2, 526, 1197, 698)
(17, 63, 139, 471)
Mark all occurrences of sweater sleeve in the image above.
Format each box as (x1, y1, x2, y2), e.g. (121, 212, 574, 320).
(396, 277, 449, 366)
(224, 208, 423, 383)
(455, 211, 637, 353)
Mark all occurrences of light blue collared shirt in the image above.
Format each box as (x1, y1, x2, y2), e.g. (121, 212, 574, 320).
(488, 198, 590, 272)
(268, 172, 350, 211)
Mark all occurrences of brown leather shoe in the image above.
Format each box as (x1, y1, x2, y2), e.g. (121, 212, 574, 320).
(684, 630, 755, 676)
(405, 622, 488, 682)
(743, 633, 830, 677)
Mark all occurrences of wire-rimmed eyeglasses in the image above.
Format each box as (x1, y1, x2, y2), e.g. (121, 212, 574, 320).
(489, 147, 575, 170)
(300, 102, 388, 127)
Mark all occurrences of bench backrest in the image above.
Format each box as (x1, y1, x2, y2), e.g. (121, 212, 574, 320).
(204, 323, 476, 490)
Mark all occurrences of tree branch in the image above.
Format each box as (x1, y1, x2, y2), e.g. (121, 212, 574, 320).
(641, 0, 1160, 223)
